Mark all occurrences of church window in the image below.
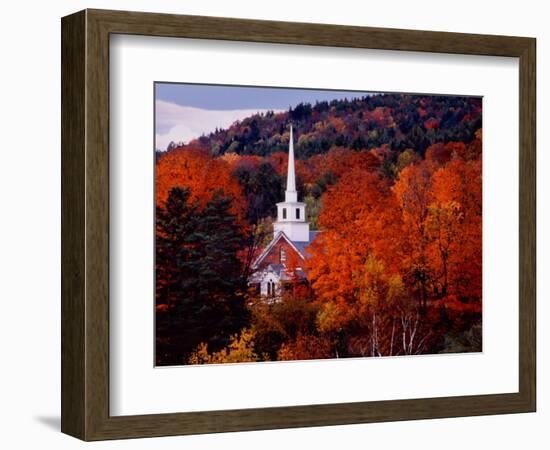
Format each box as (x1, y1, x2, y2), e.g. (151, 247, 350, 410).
(280, 248, 286, 263)
(267, 281, 271, 296)
(296, 208, 300, 219)
(282, 208, 287, 219)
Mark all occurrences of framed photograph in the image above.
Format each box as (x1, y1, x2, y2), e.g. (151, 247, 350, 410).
(61, 9, 536, 440)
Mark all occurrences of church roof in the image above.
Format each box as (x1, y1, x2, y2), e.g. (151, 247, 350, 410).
(291, 231, 321, 256)
(251, 231, 301, 270)
(251, 230, 321, 271)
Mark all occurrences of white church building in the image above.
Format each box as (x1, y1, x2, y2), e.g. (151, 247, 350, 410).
(248, 126, 320, 297)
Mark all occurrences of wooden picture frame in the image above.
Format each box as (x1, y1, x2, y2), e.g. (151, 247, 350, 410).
(61, 9, 536, 441)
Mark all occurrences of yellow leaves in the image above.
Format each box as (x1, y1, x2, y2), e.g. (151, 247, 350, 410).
(393, 162, 434, 217)
(187, 343, 210, 365)
(386, 274, 406, 305)
(317, 302, 347, 334)
(396, 148, 420, 172)
(364, 253, 385, 280)
(188, 329, 259, 364)
(427, 201, 464, 233)
(357, 255, 386, 306)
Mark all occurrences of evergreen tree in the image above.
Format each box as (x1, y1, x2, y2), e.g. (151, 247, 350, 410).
(233, 161, 284, 224)
(156, 187, 249, 365)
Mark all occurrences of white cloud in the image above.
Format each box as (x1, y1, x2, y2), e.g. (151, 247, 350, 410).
(155, 100, 279, 150)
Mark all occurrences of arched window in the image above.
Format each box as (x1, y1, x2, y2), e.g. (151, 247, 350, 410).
(282, 208, 287, 219)
(267, 281, 271, 296)
(271, 281, 276, 296)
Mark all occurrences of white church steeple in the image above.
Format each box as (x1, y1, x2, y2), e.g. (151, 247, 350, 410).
(273, 124, 310, 242)
(285, 125, 298, 202)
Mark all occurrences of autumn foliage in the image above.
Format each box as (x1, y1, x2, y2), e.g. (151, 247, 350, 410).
(156, 146, 245, 220)
(155, 93, 483, 365)
(304, 139, 482, 357)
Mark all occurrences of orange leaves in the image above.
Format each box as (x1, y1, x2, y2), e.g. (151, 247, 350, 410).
(309, 142, 482, 316)
(432, 157, 482, 216)
(277, 333, 333, 361)
(308, 146, 380, 181)
(431, 158, 482, 303)
(393, 162, 434, 224)
(367, 107, 393, 127)
(156, 145, 246, 221)
(393, 154, 482, 305)
(306, 169, 402, 305)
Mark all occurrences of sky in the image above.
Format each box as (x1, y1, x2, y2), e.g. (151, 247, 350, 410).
(155, 83, 373, 150)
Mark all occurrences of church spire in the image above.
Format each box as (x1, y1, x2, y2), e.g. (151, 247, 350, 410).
(273, 123, 309, 241)
(285, 124, 298, 202)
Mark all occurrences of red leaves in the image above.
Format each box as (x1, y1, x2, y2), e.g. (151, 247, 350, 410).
(424, 117, 440, 130)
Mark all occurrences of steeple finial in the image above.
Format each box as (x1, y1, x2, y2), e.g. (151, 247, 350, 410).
(285, 124, 297, 202)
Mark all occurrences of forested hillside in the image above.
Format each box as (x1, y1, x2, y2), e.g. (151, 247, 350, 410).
(174, 93, 482, 159)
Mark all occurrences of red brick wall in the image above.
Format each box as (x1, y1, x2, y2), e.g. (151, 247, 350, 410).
(256, 238, 303, 271)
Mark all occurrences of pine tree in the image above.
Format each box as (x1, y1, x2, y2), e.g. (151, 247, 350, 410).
(155, 187, 249, 365)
